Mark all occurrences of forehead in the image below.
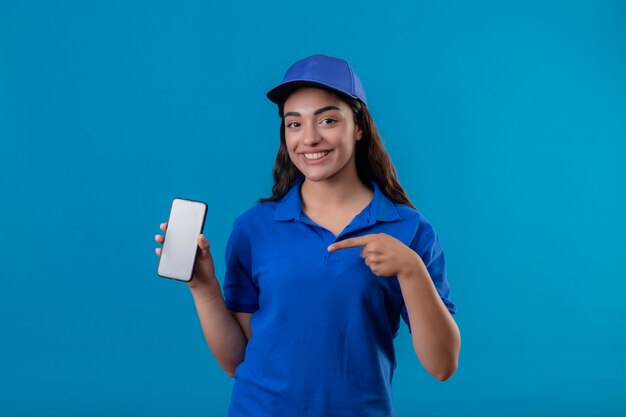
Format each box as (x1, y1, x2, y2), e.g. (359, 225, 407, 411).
(283, 87, 348, 113)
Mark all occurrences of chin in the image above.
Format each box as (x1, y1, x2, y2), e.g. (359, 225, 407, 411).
(304, 171, 342, 183)
(297, 169, 324, 181)
(302, 174, 326, 182)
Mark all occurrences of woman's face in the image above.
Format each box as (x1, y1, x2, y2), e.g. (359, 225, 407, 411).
(282, 87, 362, 183)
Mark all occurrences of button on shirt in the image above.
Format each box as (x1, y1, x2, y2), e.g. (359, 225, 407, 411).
(223, 176, 456, 417)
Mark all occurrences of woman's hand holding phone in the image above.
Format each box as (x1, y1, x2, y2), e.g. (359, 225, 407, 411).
(155, 221, 218, 292)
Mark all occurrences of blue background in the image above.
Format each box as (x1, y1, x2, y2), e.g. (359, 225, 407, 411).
(1, 0, 625, 415)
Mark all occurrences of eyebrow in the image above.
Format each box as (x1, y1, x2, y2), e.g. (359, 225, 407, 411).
(283, 106, 341, 118)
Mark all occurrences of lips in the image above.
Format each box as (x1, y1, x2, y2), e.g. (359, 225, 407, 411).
(303, 150, 330, 160)
(300, 150, 332, 164)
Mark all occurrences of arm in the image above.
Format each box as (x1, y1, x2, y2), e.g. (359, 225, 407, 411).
(189, 278, 251, 378)
(397, 257, 461, 381)
(327, 228, 460, 382)
(155, 222, 250, 378)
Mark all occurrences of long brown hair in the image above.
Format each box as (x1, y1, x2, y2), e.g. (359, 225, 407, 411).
(258, 88, 417, 210)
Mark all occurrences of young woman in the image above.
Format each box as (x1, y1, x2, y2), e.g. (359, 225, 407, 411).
(155, 54, 461, 417)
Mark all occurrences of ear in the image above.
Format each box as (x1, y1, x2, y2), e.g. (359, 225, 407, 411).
(355, 125, 363, 141)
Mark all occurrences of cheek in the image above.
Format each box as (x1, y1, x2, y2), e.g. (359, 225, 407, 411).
(284, 131, 298, 147)
(284, 137, 300, 161)
(337, 136, 356, 155)
(285, 138, 298, 155)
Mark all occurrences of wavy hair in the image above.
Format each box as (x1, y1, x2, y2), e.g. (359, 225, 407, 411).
(258, 89, 416, 210)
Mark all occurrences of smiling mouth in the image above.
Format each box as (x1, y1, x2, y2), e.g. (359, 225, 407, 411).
(302, 150, 331, 160)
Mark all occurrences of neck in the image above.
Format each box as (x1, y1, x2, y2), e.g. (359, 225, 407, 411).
(299, 169, 372, 211)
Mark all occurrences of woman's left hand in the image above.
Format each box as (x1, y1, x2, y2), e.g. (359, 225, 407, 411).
(327, 233, 421, 278)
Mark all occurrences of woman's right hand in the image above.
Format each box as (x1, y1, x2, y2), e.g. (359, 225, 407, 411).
(155, 222, 218, 290)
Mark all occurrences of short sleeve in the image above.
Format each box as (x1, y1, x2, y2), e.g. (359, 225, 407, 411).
(401, 217, 457, 333)
(222, 216, 259, 313)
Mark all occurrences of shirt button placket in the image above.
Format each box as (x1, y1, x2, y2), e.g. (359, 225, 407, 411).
(323, 230, 334, 263)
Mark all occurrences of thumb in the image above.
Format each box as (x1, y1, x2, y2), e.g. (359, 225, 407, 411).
(198, 234, 211, 253)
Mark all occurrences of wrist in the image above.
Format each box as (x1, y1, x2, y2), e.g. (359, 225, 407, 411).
(188, 278, 222, 305)
(397, 253, 425, 282)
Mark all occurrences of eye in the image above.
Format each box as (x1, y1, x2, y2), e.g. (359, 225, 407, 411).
(320, 118, 336, 125)
(286, 121, 301, 128)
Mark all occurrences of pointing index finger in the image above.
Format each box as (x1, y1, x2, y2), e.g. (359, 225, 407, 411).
(327, 235, 375, 252)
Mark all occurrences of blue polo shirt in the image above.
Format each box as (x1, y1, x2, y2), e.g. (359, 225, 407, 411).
(223, 176, 456, 417)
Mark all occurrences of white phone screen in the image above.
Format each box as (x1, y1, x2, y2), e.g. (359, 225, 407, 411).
(157, 198, 207, 282)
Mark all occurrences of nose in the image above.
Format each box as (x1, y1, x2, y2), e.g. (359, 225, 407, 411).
(302, 122, 322, 146)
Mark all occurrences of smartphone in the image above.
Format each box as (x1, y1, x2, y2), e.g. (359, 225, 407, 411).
(157, 197, 208, 282)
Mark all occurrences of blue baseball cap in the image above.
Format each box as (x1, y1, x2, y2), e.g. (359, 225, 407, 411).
(266, 54, 367, 106)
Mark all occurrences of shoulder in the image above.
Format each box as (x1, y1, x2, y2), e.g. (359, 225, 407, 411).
(230, 200, 281, 232)
(392, 203, 440, 250)
(393, 203, 435, 231)
(225, 201, 280, 252)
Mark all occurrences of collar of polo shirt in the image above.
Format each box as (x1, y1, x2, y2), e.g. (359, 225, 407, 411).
(273, 176, 401, 223)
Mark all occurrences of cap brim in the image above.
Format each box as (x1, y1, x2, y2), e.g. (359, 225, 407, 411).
(266, 80, 359, 105)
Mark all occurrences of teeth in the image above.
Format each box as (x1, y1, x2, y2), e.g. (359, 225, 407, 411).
(304, 151, 330, 160)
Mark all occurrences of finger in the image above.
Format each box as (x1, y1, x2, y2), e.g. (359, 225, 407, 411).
(155, 247, 161, 256)
(155, 234, 164, 244)
(160, 222, 168, 231)
(328, 235, 374, 252)
(198, 234, 211, 253)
